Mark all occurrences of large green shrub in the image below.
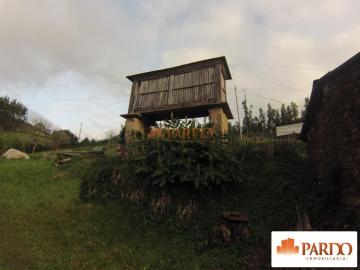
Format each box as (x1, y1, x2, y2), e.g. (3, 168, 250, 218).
(124, 138, 244, 189)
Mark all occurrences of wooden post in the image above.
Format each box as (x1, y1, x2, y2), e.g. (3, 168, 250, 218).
(234, 86, 242, 139)
(32, 139, 37, 154)
(78, 122, 83, 141)
(168, 75, 174, 105)
(215, 64, 222, 103)
(128, 82, 140, 113)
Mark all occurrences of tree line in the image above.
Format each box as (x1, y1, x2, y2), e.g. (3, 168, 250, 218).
(0, 96, 28, 132)
(237, 96, 309, 136)
(0, 95, 80, 150)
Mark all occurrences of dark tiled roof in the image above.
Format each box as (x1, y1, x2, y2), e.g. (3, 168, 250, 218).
(300, 52, 360, 141)
(126, 56, 232, 82)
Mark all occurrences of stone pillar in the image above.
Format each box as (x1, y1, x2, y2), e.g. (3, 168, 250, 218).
(125, 117, 149, 142)
(208, 107, 228, 135)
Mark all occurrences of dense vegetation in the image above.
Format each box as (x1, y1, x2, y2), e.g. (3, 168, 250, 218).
(1, 137, 358, 269)
(125, 138, 242, 189)
(0, 95, 123, 154)
(0, 96, 28, 132)
(0, 130, 79, 154)
(240, 97, 309, 136)
(0, 95, 80, 153)
(2, 94, 357, 269)
(76, 138, 318, 268)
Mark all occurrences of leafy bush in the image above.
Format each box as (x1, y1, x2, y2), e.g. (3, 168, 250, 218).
(79, 158, 123, 200)
(227, 136, 307, 162)
(124, 138, 244, 189)
(273, 140, 306, 160)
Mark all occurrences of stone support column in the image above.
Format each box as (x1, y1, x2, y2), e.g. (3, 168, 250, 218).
(208, 107, 228, 135)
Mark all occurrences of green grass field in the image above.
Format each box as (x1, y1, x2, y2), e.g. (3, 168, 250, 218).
(0, 158, 203, 270)
(1, 157, 257, 269)
(0, 151, 317, 269)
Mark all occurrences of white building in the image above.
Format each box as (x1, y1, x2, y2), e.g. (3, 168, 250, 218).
(276, 122, 303, 137)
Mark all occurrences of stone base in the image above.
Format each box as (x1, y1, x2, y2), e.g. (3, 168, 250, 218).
(124, 117, 149, 142)
(208, 107, 229, 134)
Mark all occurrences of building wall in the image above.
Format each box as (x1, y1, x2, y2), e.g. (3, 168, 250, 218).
(307, 62, 360, 206)
(276, 122, 303, 137)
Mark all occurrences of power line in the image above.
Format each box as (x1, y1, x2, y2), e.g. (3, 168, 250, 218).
(0, 61, 327, 92)
(229, 87, 286, 104)
(230, 86, 308, 92)
(235, 69, 300, 91)
(78, 123, 83, 141)
(234, 85, 242, 139)
(245, 92, 285, 104)
(10, 86, 308, 102)
(36, 101, 124, 113)
(33, 87, 302, 111)
(0, 80, 129, 91)
(229, 62, 328, 72)
(19, 96, 128, 101)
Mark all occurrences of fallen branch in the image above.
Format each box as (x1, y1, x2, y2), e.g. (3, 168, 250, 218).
(55, 150, 106, 166)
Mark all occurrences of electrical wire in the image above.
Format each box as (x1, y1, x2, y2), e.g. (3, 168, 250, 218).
(19, 96, 128, 101)
(229, 86, 308, 92)
(229, 62, 328, 72)
(0, 80, 129, 91)
(229, 87, 285, 103)
(234, 69, 301, 91)
(36, 101, 125, 113)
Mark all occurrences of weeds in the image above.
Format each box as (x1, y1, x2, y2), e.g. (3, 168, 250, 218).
(150, 191, 171, 215)
(176, 199, 197, 225)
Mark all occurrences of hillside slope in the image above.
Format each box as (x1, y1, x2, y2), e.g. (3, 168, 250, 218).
(0, 158, 211, 269)
(0, 151, 321, 269)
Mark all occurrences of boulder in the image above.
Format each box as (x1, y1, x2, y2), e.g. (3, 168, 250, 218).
(1, 149, 30, 160)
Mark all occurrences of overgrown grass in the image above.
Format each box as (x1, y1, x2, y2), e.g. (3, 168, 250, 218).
(0, 140, 329, 269)
(76, 139, 318, 268)
(0, 158, 203, 269)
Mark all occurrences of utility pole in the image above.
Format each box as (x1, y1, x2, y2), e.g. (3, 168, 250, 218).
(78, 122, 83, 142)
(234, 85, 242, 139)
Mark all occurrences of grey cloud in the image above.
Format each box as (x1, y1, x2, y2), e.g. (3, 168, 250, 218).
(1, 0, 359, 138)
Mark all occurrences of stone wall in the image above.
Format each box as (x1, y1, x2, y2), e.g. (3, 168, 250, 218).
(307, 61, 360, 207)
(124, 118, 149, 142)
(208, 107, 229, 134)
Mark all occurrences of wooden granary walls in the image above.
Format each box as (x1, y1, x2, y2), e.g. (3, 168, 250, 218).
(125, 57, 233, 120)
(128, 66, 226, 113)
(122, 57, 234, 139)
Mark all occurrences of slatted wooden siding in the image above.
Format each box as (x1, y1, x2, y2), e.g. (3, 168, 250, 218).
(132, 66, 225, 112)
(220, 71, 226, 102)
(135, 77, 170, 110)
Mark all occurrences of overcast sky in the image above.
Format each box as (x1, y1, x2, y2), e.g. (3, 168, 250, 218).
(1, 0, 359, 139)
